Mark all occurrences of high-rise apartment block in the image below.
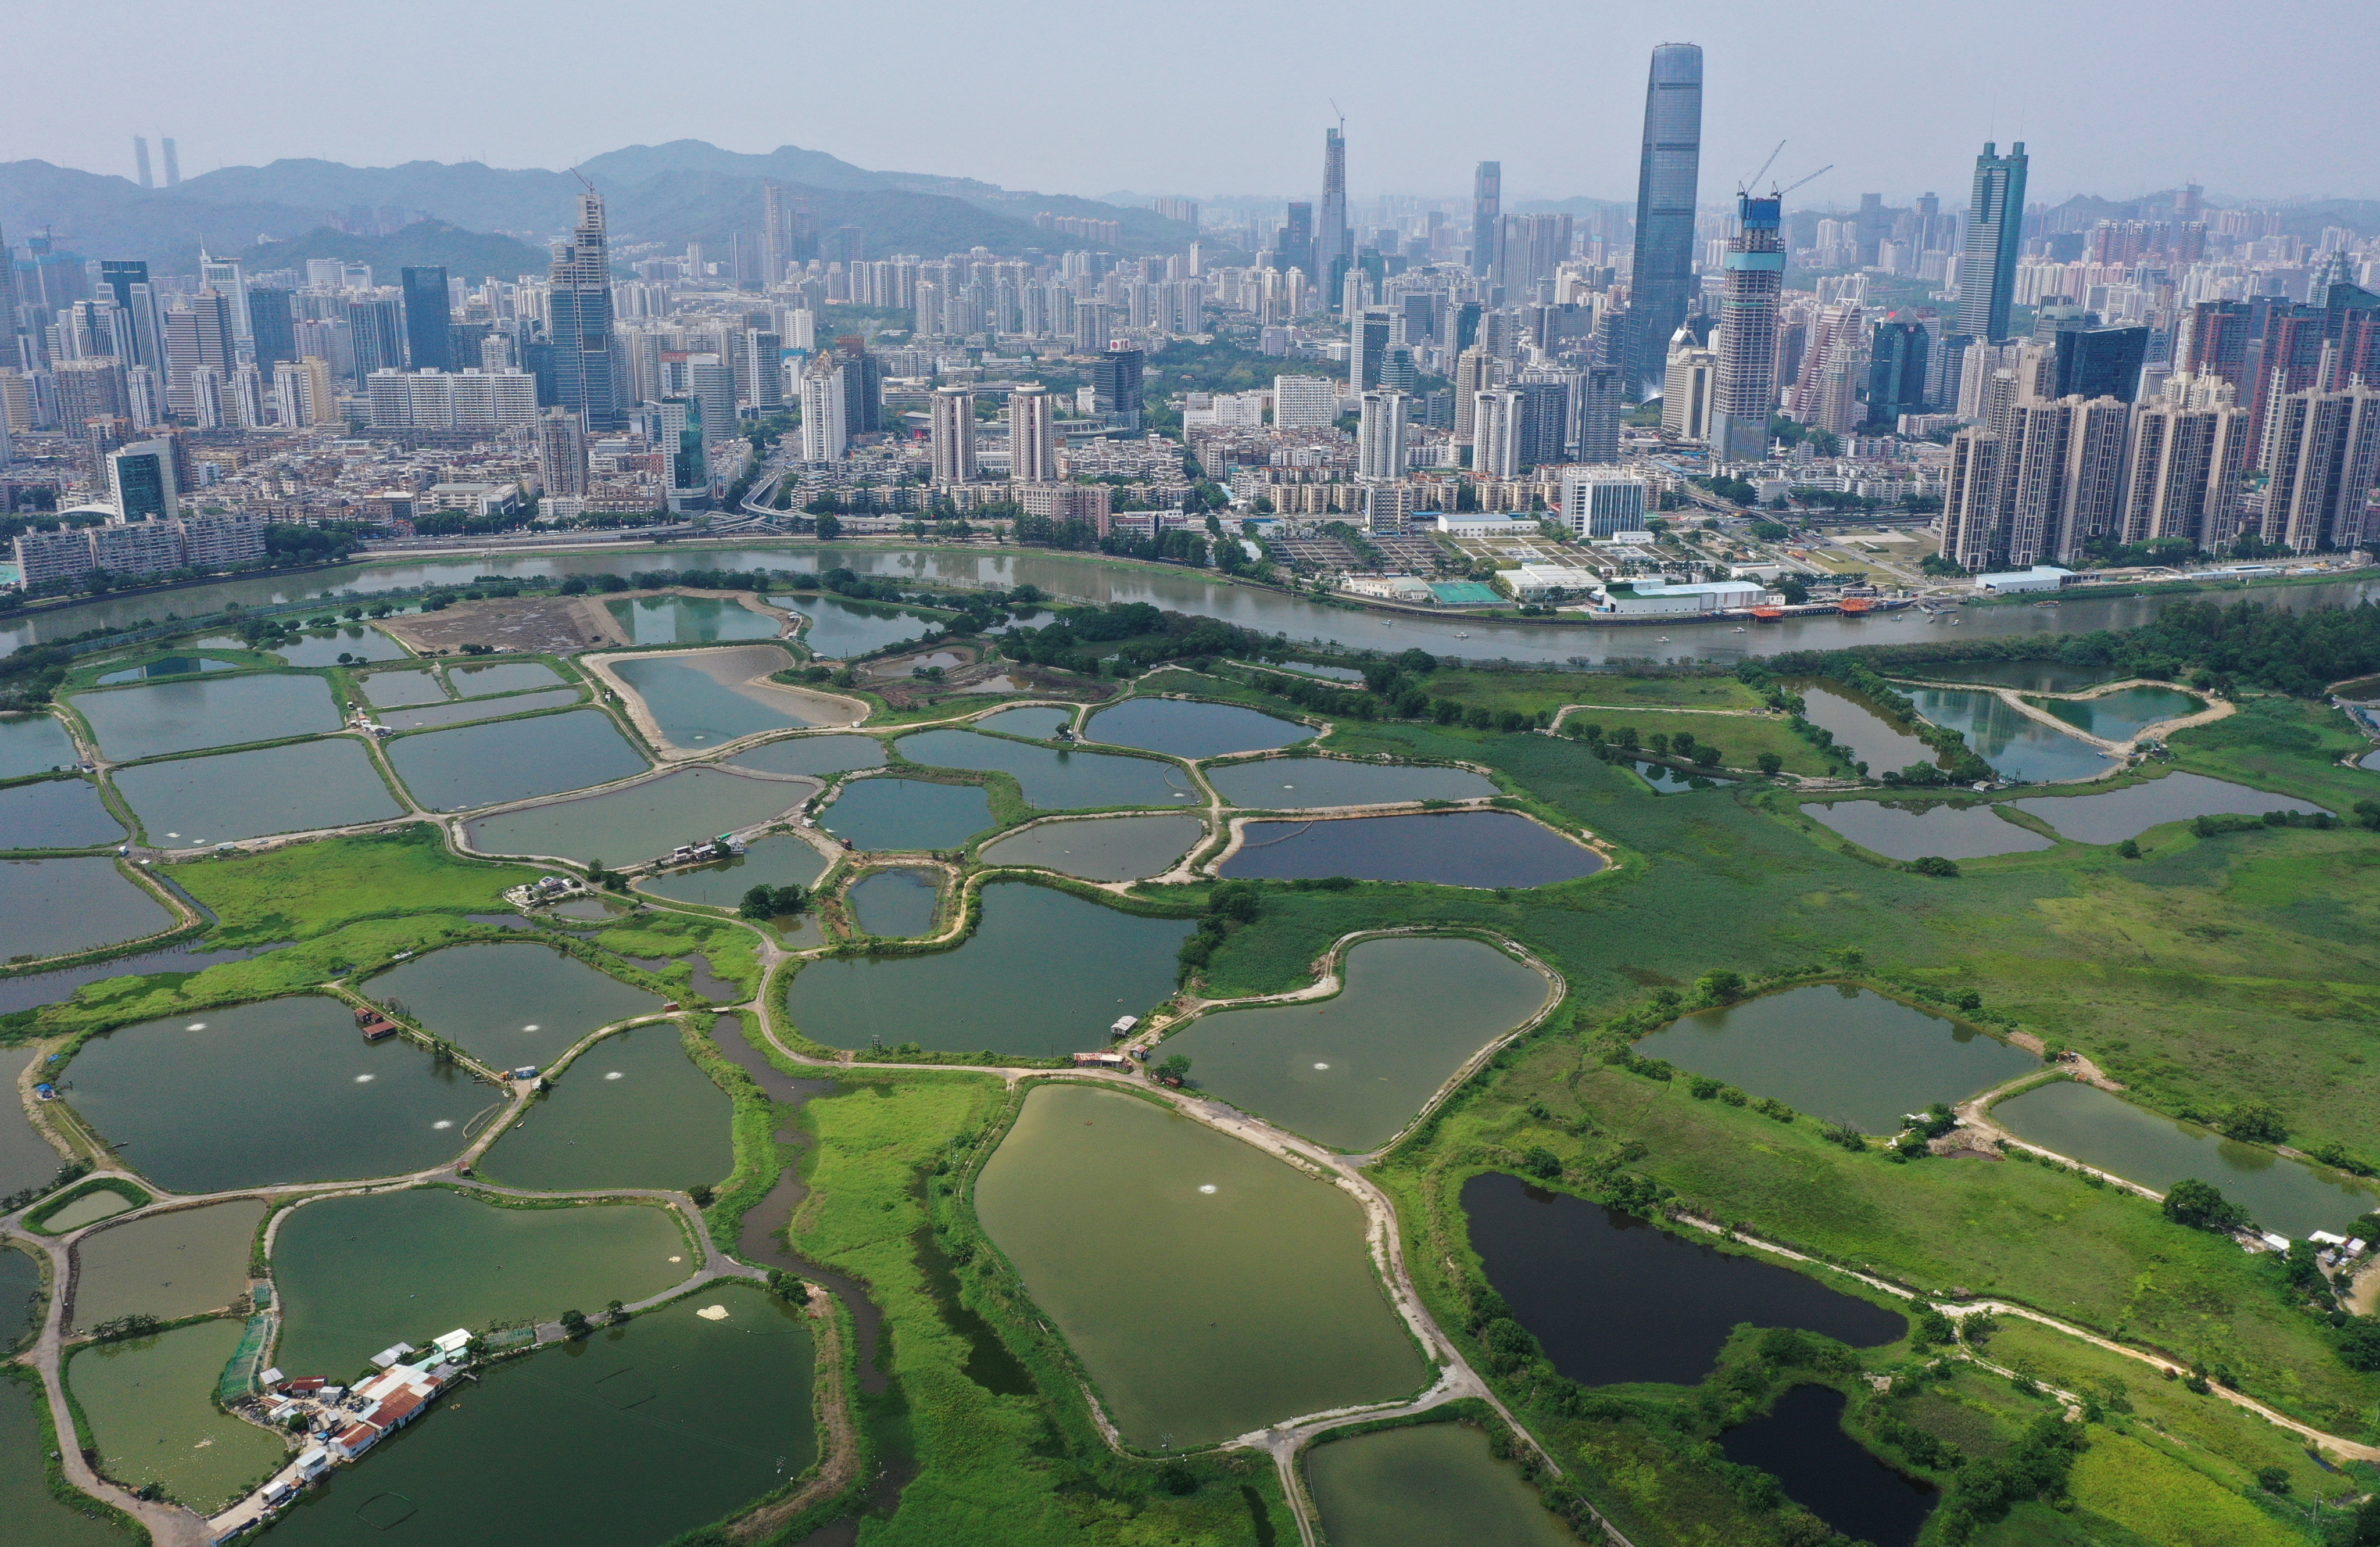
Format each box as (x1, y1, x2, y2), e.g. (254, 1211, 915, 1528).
(931, 386, 978, 484)
(1008, 384, 1056, 485)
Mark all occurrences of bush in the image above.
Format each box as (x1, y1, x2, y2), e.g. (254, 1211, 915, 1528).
(2161, 1177, 2249, 1233)
(1907, 855, 1960, 877)
(1521, 1146, 1563, 1179)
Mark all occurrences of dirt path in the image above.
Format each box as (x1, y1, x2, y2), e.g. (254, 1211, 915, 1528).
(727, 1292, 857, 1543)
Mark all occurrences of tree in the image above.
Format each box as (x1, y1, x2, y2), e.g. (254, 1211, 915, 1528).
(2220, 1101, 2287, 1144)
(814, 513, 843, 540)
(1907, 855, 1960, 877)
(559, 1308, 590, 1338)
(1521, 1146, 1563, 1179)
(689, 1183, 715, 1208)
(2162, 1177, 2249, 1233)
(1778, 577, 1810, 606)
(1155, 1054, 1193, 1084)
(1756, 751, 1784, 775)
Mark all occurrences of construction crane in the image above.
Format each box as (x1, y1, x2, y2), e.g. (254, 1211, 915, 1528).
(1775, 164, 1834, 198)
(1740, 140, 1786, 194)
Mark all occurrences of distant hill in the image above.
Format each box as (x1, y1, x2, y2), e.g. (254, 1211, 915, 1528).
(241, 221, 551, 283)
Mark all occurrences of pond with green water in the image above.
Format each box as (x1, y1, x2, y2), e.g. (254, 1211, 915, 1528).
(0, 712, 78, 779)
(94, 656, 239, 685)
(267, 626, 410, 667)
(2037, 686, 2203, 742)
(1207, 757, 1497, 808)
(1223, 811, 1602, 888)
(975, 1083, 1430, 1446)
(364, 942, 664, 1068)
(606, 595, 782, 644)
(847, 868, 942, 936)
(66, 997, 481, 1193)
(259, 1282, 813, 1547)
(449, 661, 564, 696)
(1787, 678, 1939, 773)
(2010, 771, 2327, 844)
(789, 882, 1190, 1057)
(1633, 986, 2039, 1133)
(0, 778, 125, 849)
(817, 777, 993, 851)
(611, 645, 841, 749)
(1308, 1422, 1577, 1547)
(1899, 659, 2120, 693)
(359, 669, 448, 708)
(0, 1096, 65, 1199)
(1903, 686, 2117, 783)
(465, 766, 808, 865)
(271, 1188, 691, 1377)
(1801, 799, 2056, 861)
(638, 833, 831, 909)
(74, 674, 342, 762)
(1085, 697, 1309, 758)
(71, 1200, 264, 1330)
(1992, 1080, 2375, 1238)
(974, 705, 1077, 739)
(386, 709, 647, 811)
(725, 732, 885, 779)
(899, 728, 1187, 809)
(71, 1319, 288, 1513)
(978, 813, 1204, 880)
(1163, 937, 1550, 1151)
(371, 687, 582, 732)
(115, 738, 403, 844)
(1, 858, 171, 959)
(479, 1024, 733, 1193)
(1, 1367, 147, 1547)
(774, 592, 939, 657)
(0, 1246, 36, 1349)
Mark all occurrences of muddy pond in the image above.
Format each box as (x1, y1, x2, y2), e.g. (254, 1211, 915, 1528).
(1206, 757, 1497, 808)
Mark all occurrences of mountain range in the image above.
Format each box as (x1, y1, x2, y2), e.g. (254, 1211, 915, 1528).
(0, 141, 1199, 277)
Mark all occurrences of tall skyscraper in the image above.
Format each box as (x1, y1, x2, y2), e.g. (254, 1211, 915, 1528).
(1955, 142, 2029, 343)
(797, 352, 844, 462)
(537, 409, 588, 497)
(1708, 194, 1784, 464)
(1355, 389, 1408, 481)
(399, 267, 452, 371)
(1623, 42, 1703, 389)
(163, 291, 235, 417)
(1275, 203, 1315, 284)
(762, 182, 790, 288)
(247, 287, 295, 371)
(1009, 384, 1056, 484)
(1349, 307, 1393, 397)
(1867, 318, 1931, 425)
(1471, 162, 1501, 280)
(198, 252, 251, 340)
(930, 386, 978, 484)
(1318, 126, 1349, 309)
(1579, 364, 1625, 462)
(134, 137, 154, 189)
(549, 191, 620, 429)
(161, 138, 181, 187)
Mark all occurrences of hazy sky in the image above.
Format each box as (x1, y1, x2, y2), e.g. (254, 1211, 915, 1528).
(15, 0, 2372, 208)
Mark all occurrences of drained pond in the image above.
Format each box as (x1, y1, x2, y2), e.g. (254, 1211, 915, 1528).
(1162, 936, 1550, 1151)
(975, 1083, 1429, 1446)
(479, 1023, 733, 1193)
(386, 709, 648, 810)
(449, 660, 564, 696)
(73, 674, 342, 762)
(1801, 799, 2056, 861)
(1462, 1172, 1905, 1386)
(1993, 1080, 2376, 1237)
(788, 882, 1189, 1057)
(1307, 1423, 1577, 1547)
(2010, 771, 2329, 845)
(0, 777, 125, 850)
(1085, 697, 1309, 758)
(363, 942, 664, 1067)
(1633, 985, 2038, 1132)
(115, 738, 403, 844)
(978, 813, 1204, 880)
(1, 858, 171, 959)
(66, 998, 481, 1193)
(1223, 810, 1602, 887)
(899, 728, 1186, 808)
(1718, 1384, 1937, 1546)
(464, 765, 808, 864)
(1207, 757, 1497, 808)
(816, 776, 993, 851)
(259, 1282, 814, 1547)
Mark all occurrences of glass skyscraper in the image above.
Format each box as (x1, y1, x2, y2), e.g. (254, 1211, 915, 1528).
(549, 192, 620, 430)
(1624, 42, 1703, 392)
(399, 266, 452, 371)
(1956, 142, 2029, 343)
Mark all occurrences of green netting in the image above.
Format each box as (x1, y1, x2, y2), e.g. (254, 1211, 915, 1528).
(219, 1312, 273, 1402)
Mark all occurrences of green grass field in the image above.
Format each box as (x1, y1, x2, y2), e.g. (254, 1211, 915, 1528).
(172, 826, 538, 946)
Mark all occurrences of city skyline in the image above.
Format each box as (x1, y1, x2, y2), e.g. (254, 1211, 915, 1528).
(8, 0, 2377, 207)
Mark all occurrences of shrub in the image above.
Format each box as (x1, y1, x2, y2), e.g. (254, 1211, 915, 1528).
(1907, 855, 1960, 877)
(2161, 1177, 2248, 1233)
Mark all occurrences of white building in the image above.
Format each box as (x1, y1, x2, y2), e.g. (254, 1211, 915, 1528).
(1972, 565, 2073, 594)
(1355, 389, 1409, 481)
(799, 353, 846, 462)
(1592, 578, 1770, 615)
(364, 368, 539, 432)
(1557, 468, 1650, 538)
(1273, 373, 1339, 429)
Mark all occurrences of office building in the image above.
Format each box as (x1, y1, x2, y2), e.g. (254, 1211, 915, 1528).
(1709, 194, 1783, 464)
(1350, 307, 1394, 397)
(549, 191, 620, 429)
(1623, 42, 1703, 389)
(248, 287, 296, 371)
(1578, 364, 1624, 462)
(1473, 389, 1522, 478)
(1093, 348, 1144, 432)
(1009, 384, 1056, 484)
(346, 295, 405, 378)
(1275, 203, 1315, 284)
(134, 137, 154, 189)
(1355, 389, 1409, 481)
(1319, 127, 1350, 306)
(931, 386, 978, 483)
(399, 267, 452, 371)
(1273, 373, 1338, 430)
(1663, 328, 1717, 440)
(838, 341, 883, 434)
(2120, 372, 2251, 547)
(163, 291, 235, 417)
(2055, 325, 2149, 403)
(198, 252, 250, 340)
(109, 440, 178, 520)
(1866, 319, 1930, 425)
(1559, 468, 1649, 538)
(160, 138, 180, 186)
(537, 409, 588, 497)
(797, 352, 846, 461)
(658, 397, 707, 502)
(1471, 162, 1501, 279)
(1955, 143, 2029, 343)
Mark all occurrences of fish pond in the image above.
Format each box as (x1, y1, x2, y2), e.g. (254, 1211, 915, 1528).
(816, 776, 993, 851)
(259, 1283, 814, 1547)
(0, 1094, 65, 1198)
(974, 705, 1077, 739)
(1307, 1423, 1577, 1547)
(0, 777, 124, 849)
(363, 942, 665, 1067)
(1462, 1173, 1905, 1386)
(114, 737, 403, 844)
(1085, 697, 1309, 758)
(359, 668, 448, 708)
(847, 868, 942, 936)
(1897, 658, 2119, 693)
(271, 1188, 690, 1376)
(94, 655, 239, 685)
(788, 882, 1190, 1057)
(374, 688, 582, 733)
(1630, 759, 1733, 795)
(1, 858, 172, 959)
(1719, 1384, 1937, 1547)
(725, 732, 886, 779)
(0, 936, 282, 1018)
(0, 1246, 35, 1349)
(1992, 1080, 2376, 1238)
(1801, 798, 2057, 861)
(386, 709, 648, 810)
(464, 766, 807, 864)
(975, 1083, 1430, 1446)
(612, 645, 845, 750)
(1, 1367, 136, 1547)
(2010, 771, 2329, 845)
(1633, 985, 2038, 1133)
(1223, 810, 1602, 888)
(1207, 757, 1497, 808)
(774, 591, 940, 657)
(1903, 686, 2117, 783)
(1787, 678, 1941, 773)
(607, 594, 783, 644)
(73, 673, 342, 762)
(898, 728, 1187, 808)
(40, 1187, 136, 1231)
(266, 626, 411, 667)
(2035, 685, 2203, 742)
(638, 833, 832, 909)
(449, 660, 564, 696)
(978, 812, 1204, 880)
(71, 1319, 289, 1513)
(479, 1024, 733, 1193)
(65, 997, 482, 1193)
(1162, 936, 1551, 1151)
(70, 1200, 265, 1329)
(0, 712, 79, 779)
